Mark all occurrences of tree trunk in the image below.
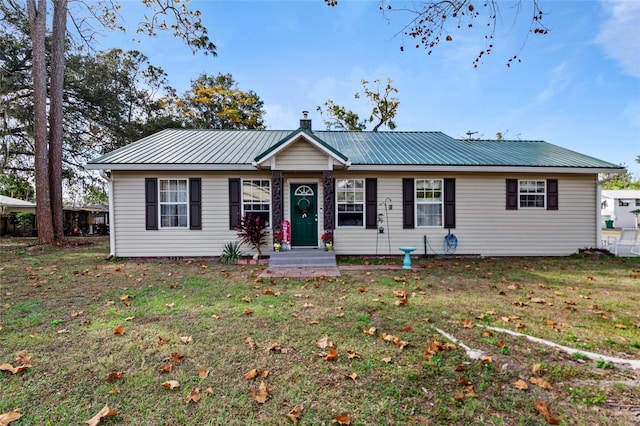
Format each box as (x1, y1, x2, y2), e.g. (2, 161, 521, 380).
(49, 0, 68, 239)
(27, 0, 54, 244)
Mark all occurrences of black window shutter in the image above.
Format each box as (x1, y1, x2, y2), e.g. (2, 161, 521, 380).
(506, 179, 518, 210)
(365, 178, 377, 229)
(229, 178, 241, 230)
(547, 179, 558, 210)
(444, 178, 456, 229)
(402, 178, 414, 229)
(189, 178, 202, 230)
(145, 178, 158, 230)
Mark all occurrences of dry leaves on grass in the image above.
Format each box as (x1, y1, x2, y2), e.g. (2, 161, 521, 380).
(184, 388, 201, 404)
(0, 363, 30, 375)
(316, 335, 334, 349)
(84, 405, 117, 426)
(534, 400, 561, 424)
(332, 413, 351, 425)
(251, 381, 271, 404)
(113, 325, 124, 335)
(0, 409, 21, 425)
(105, 371, 125, 382)
(162, 380, 180, 390)
(286, 405, 304, 424)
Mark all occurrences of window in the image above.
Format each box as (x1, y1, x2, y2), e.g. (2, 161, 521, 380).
(337, 179, 364, 227)
(619, 199, 629, 207)
(519, 180, 546, 208)
(636, 199, 640, 207)
(159, 179, 188, 228)
(242, 179, 270, 227)
(416, 179, 443, 227)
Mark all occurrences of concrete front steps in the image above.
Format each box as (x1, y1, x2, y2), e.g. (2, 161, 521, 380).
(260, 248, 340, 278)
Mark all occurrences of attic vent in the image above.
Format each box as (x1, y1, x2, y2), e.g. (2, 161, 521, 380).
(300, 110, 312, 130)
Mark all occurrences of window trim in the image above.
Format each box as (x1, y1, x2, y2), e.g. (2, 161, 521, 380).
(158, 178, 189, 229)
(519, 179, 546, 209)
(336, 178, 365, 228)
(415, 178, 444, 228)
(241, 178, 272, 228)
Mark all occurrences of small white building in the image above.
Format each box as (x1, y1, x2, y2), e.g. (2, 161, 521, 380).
(601, 190, 640, 228)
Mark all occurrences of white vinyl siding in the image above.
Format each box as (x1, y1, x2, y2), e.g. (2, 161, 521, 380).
(274, 141, 330, 170)
(110, 171, 598, 258)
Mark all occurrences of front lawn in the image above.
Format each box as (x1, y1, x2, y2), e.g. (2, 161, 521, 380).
(1, 238, 639, 425)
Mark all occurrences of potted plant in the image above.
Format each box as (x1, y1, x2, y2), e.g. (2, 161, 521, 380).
(321, 230, 334, 251)
(272, 229, 283, 252)
(236, 214, 267, 258)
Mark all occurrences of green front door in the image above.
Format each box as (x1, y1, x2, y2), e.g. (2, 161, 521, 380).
(290, 184, 318, 247)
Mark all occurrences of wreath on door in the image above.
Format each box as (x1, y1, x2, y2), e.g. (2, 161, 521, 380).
(296, 198, 313, 218)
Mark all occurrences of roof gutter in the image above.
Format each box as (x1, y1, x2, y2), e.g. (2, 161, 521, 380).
(99, 169, 116, 259)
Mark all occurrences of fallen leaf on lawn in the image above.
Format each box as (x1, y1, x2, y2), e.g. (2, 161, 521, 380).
(480, 356, 492, 364)
(158, 336, 170, 346)
(497, 340, 507, 348)
(394, 298, 408, 307)
(124, 316, 135, 321)
(212, 314, 220, 319)
(455, 364, 466, 372)
(179, 335, 193, 344)
(465, 387, 478, 398)
(197, 366, 209, 378)
(108, 386, 120, 394)
(105, 371, 125, 382)
(393, 276, 406, 282)
(346, 349, 361, 359)
(529, 377, 553, 390)
(532, 363, 543, 374)
(244, 369, 259, 380)
(286, 405, 304, 424)
(345, 372, 358, 381)
(57, 329, 69, 334)
(204, 387, 213, 395)
(316, 335, 334, 349)
(482, 330, 493, 337)
(184, 388, 201, 404)
(458, 376, 472, 386)
(113, 325, 124, 335)
(170, 352, 186, 363)
(381, 356, 392, 363)
(534, 400, 561, 424)
(363, 326, 376, 335)
(252, 381, 270, 404)
(84, 405, 117, 426)
(515, 322, 526, 329)
(513, 379, 529, 390)
(245, 336, 259, 350)
(325, 347, 338, 361)
(358, 286, 367, 293)
(243, 309, 253, 315)
(267, 343, 288, 353)
(461, 318, 474, 328)
(165, 302, 175, 308)
(393, 290, 408, 298)
(242, 296, 252, 303)
(332, 413, 351, 425)
(14, 353, 32, 365)
(614, 324, 627, 329)
(452, 390, 465, 402)
(303, 302, 314, 308)
(530, 297, 546, 304)
(0, 409, 21, 425)
(0, 363, 31, 375)
(162, 380, 180, 390)
(158, 363, 172, 373)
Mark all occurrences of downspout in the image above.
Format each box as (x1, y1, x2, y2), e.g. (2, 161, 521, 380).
(99, 169, 115, 258)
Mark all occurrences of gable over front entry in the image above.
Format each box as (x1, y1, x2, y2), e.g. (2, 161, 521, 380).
(87, 117, 624, 258)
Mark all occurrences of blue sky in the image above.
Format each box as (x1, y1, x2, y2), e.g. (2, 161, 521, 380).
(99, 0, 639, 176)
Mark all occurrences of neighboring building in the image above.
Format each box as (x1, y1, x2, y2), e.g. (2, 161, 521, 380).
(87, 117, 623, 258)
(0, 194, 109, 237)
(0, 195, 36, 236)
(601, 190, 640, 228)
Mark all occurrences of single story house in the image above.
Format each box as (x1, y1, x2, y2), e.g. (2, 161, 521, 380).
(87, 117, 623, 258)
(601, 190, 640, 228)
(0, 195, 36, 236)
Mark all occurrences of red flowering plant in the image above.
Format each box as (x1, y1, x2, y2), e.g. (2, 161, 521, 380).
(272, 230, 284, 244)
(321, 230, 333, 245)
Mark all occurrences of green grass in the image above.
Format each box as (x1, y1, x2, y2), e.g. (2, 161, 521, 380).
(1, 238, 639, 424)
